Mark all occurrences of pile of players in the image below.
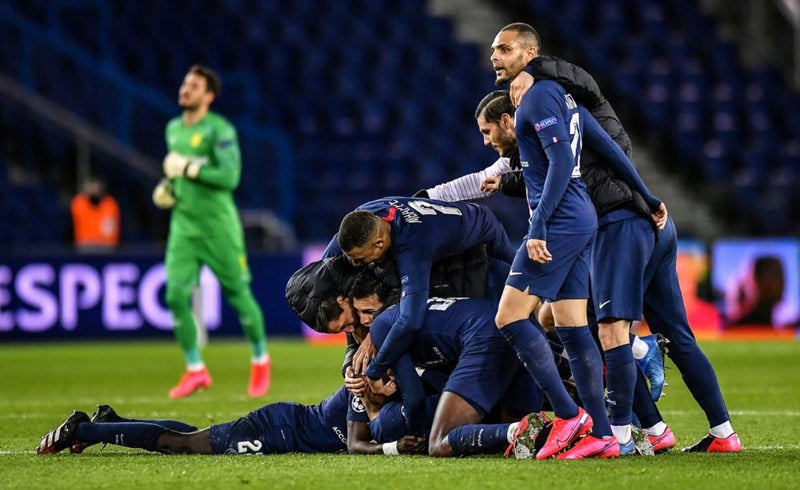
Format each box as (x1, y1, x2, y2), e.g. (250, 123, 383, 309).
(36, 23, 740, 459)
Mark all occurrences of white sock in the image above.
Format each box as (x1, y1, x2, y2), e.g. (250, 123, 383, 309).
(187, 362, 206, 372)
(507, 422, 519, 442)
(709, 421, 734, 438)
(643, 421, 668, 437)
(252, 354, 269, 365)
(631, 336, 648, 360)
(611, 424, 632, 444)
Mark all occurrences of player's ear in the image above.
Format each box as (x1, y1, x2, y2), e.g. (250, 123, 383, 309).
(501, 113, 513, 129)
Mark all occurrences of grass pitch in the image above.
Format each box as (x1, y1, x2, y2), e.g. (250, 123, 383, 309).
(1, 338, 798, 489)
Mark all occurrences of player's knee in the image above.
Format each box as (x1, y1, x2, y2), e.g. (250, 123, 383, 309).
(165, 287, 191, 313)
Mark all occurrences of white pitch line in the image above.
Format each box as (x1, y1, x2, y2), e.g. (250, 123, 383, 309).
(660, 409, 800, 417)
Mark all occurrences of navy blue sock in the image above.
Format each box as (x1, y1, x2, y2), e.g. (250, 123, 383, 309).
(111, 417, 198, 433)
(75, 422, 169, 452)
(632, 365, 662, 428)
(604, 344, 636, 426)
(556, 325, 612, 437)
(447, 423, 510, 456)
(499, 319, 578, 419)
(666, 337, 730, 427)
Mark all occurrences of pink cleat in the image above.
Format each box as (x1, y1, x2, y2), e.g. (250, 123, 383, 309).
(556, 435, 620, 459)
(169, 368, 212, 399)
(536, 407, 593, 460)
(248, 359, 271, 397)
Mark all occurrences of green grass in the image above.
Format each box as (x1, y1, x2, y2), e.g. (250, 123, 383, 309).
(1, 338, 799, 489)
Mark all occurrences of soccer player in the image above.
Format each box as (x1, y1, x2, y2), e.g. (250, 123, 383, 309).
(151, 64, 270, 398)
(424, 87, 671, 455)
(321, 197, 514, 382)
(36, 387, 428, 456)
(510, 51, 741, 453)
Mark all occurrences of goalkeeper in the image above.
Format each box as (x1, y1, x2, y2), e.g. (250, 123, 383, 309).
(152, 64, 270, 399)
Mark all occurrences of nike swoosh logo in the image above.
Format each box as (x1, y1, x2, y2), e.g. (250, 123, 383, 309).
(599, 300, 611, 309)
(509, 271, 523, 276)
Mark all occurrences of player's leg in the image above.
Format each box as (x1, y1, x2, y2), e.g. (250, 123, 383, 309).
(206, 235, 270, 397)
(495, 284, 580, 422)
(643, 220, 739, 452)
(592, 216, 654, 454)
(165, 235, 211, 398)
(429, 340, 532, 457)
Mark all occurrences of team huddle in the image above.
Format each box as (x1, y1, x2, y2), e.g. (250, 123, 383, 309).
(36, 23, 741, 460)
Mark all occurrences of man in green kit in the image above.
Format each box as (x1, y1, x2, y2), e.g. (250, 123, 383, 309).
(151, 64, 270, 399)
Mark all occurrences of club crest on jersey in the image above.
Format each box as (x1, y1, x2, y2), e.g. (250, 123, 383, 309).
(534, 116, 557, 132)
(190, 133, 203, 148)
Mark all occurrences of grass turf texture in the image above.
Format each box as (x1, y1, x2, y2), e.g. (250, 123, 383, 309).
(1, 338, 798, 489)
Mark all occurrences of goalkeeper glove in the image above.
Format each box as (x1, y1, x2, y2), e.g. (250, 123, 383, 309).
(152, 178, 176, 209)
(163, 151, 203, 179)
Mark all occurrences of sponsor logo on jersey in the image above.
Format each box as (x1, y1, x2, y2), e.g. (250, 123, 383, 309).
(520, 160, 529, 168)
(217, 139, 233, 148)
(534, 116, 558, 132)
(190, 133, 203, 148)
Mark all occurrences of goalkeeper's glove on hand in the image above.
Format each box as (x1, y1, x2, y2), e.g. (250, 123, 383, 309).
(163, 151, 203, 179)
(152, 178, 176, 209)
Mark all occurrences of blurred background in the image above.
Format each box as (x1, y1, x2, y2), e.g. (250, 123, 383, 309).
(0, 0, 798, 340)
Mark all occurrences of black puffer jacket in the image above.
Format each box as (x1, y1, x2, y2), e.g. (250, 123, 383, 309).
(501, 56, 654, 222)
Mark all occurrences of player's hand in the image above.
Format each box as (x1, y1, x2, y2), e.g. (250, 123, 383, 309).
(510, 71, 534, 107)
(352, 333, 375, 376)
(151, 178, 176, 209)
(526, 238, 552, 264)
(651, 202, 668, 231)
(365, 375, 396, 396)
(480, 176, 501, 194)
(344, 366, 367, 397)
(397, 435, 428, 454)
(163, 152, 202, 179)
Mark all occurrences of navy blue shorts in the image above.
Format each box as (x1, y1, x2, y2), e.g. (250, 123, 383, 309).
(506, 232, 594, 301)
(591, 216, 655, 322)
(209, 413, 279, 455)
(444, 333, 527, 417)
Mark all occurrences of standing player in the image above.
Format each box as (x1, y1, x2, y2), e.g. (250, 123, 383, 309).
(151, 64, 270, 398)
(510, 53, 741, 453)
(487, 23, 663, 458)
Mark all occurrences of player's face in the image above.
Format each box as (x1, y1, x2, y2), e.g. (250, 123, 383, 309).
(352, 293, 384, 328)
(178, 72, 213, 111)
(477, 113, 517, 156)
(326, 300, 357, 334)
(491, 30, 535, 85)
(344, 243, 386, 267)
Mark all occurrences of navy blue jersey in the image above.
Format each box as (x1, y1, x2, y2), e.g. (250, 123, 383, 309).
(210, 386, 353, 454)
(515, 80, 596, 240)
(347, 395, 440, 443)
(369, 297, 523, 430)
(324, 197, 514, 380)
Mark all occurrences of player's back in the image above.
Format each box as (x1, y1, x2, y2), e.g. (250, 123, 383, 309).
(370, 297, 499, 370)
(356, 197, 512, 263)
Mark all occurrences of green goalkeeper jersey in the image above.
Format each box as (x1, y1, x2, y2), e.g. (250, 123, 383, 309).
(165, 111, 244, 239)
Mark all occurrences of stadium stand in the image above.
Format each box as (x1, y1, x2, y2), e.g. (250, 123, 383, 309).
(0, 0, 798, 248)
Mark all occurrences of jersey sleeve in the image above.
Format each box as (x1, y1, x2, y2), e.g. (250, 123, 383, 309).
(521, 86, 578, 240)
(580, 108, 661, 210)
(195, 121, 241, 191)
(426, 157, 512, 201)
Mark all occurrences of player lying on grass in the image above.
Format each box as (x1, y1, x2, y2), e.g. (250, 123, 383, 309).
(36, 380, 434, 456)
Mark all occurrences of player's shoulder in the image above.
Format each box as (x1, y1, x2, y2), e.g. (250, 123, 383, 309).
(530, 79, 567, 98)
(165, 116, 183, 131)
(205, 111, 237, 133)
